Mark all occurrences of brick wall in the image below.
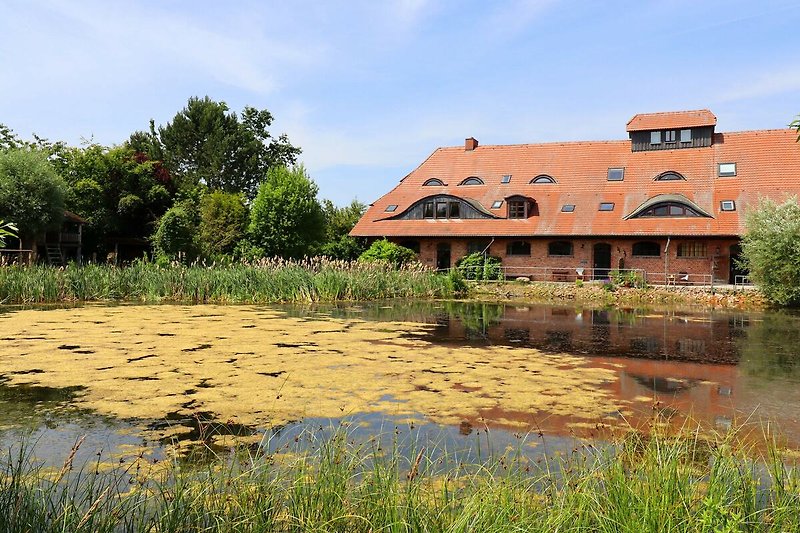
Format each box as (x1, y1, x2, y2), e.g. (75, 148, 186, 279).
(397, 237, 740, 283)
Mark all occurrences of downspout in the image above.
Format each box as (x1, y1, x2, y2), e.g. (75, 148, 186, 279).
(664, 237, 671, 284)
(482, 237, 496, 279)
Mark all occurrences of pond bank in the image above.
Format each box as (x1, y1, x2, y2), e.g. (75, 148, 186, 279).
(470, 280, 766, 310)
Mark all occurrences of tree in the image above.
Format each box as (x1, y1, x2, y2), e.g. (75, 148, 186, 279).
(358, 239, 417, 266)
(0, 149, 67, 251)
(248, 166, 325, 258)
(152, 202, 201, 261)
(131, 96, 301, 199)
(319, 199, 368, 260)
(199, 191, 248, 257)
(791, 114, 800, 142)
(59, 145, 174, 256)
(740, 197, 800, 306)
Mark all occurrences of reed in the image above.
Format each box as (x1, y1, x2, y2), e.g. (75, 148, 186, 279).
(1, 425, 799, 532)
(0, 258, 460, 304)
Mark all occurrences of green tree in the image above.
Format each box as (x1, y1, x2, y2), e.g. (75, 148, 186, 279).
(319, 199, 368, 260)
(152, 201, 200, 261)
(59, 145, 174, 257)
(248, 166, 325, 258)
(358, 239, 417, 266)
(740, 197, 800, 306)
(0, 149, 67, 251)
(199, 191, 248, 257)
(791, 114, 800, 141)
(131, 96, 300, 199)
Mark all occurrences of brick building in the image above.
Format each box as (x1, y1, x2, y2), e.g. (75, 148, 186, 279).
(350, 110, 800, 284)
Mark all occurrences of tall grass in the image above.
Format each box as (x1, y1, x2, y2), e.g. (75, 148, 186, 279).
(1, 426, 799, 532)
(0, 258, 460, 304)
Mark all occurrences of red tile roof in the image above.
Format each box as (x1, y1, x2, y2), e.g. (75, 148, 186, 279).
(626, 110, 717, 132)
(351, 126, 800, 239)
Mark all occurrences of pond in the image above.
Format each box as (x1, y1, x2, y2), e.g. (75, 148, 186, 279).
(1, 301, 799, 467)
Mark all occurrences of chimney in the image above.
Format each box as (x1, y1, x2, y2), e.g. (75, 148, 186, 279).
(465, 137, 478, 151)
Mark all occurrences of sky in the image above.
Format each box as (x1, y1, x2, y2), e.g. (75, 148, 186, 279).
(1, 0, 799, 206)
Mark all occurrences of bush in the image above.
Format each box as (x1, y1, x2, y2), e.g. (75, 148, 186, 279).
(358, 239, 416, 267)
(456, 252, 503, 281)
(610, 270, 646, 288)
(740, 197, 800, 306)
(152, 203, 200, 261)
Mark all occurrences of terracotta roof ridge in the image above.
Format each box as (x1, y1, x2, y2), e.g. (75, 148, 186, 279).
(436, 139, 629, 150)
(626, 108, 714, 126)
(716, 128, 795, 136)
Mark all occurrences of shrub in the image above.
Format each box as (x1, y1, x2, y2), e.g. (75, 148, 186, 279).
(152, 202, 200, 261)
(740, 197, 800, 306)
(611, 270, 646, 288)
(358, 239, 416, 267)
(456, 252, 503, 281)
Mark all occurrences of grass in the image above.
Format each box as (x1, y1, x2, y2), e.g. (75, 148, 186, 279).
(2, 424, 799, 532)
(0, 258, 461, 304)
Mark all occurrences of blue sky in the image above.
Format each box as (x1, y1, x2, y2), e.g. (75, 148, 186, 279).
(1, 1, 799, 205)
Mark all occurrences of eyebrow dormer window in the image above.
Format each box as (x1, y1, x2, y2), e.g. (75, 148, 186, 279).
(423, 178, 444, 186)
(654, 171, 686, 181)
(459, 176, 484, 186)
(530, 175, 556, 184)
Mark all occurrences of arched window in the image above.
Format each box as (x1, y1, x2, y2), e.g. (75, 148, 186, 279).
(506, 241, 531, 256)
(459, 176, 484, 186)
(423, 178, 444, 186)
(654, 171, 686, 181)
(530, 175, 556, 184)
(548, 241, 573, 256)
(636, 202, 703, 217)
(632, 241, 661, 257)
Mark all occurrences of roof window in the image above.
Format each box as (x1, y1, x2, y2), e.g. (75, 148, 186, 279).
(561, 204, 575, 213)
(491, 200, 504, 209)
(459, 176, 484, 186)
(718, 163, 737, 177)
(501, 174, 512, 184)
(530, 175, 556, 184)
(599, 202, 615, 211)
(720, 200, 736, 212)
(607, 168, 624, 181)
(385, 205, 398, 212)
(423, 178, 444, 186)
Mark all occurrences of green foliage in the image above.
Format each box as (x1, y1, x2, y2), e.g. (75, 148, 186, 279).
(248, 166, 325, 258)
(358, 239, 417, 266)
(0, 149, 67, 240)
(319, 199, 368, 260)
(132, 96, 301, 199)
(60, 145, 174, 256)
(199, 190, 248, 257)
(0, 220, 18, 248)
(0, 259, 454, 303)
(152, 202, 200, 261)
(610, 270, 646, 288)
(456, 252, 503, 280)
(791, 114, 800, 142)
(740, 197, 800, 306)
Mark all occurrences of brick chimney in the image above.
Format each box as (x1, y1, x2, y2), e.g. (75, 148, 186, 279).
(465, 137, 478, 151)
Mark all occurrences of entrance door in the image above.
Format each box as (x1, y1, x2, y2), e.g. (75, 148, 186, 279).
(436, 243, 451, 271)
(593, 243, 612, 279)
(729, 244, 747, 284)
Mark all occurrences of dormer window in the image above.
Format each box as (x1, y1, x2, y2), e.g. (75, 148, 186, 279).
(650, 131, 661, 144)
(459, 176, 484, 186)
(530, 175, 556, 184)
(680, 129, 692, 143)
(508, 200, 527, 219)
(654, 171, 686, 181)
(665, 130, 677, 143)
(423, 178, 444, 186)
(423, 200, 463, 219)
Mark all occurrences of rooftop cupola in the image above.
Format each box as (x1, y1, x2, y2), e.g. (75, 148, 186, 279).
(626, 110, 716, 152)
